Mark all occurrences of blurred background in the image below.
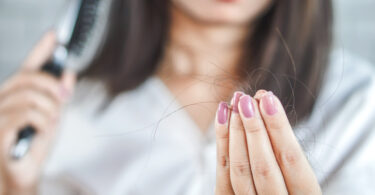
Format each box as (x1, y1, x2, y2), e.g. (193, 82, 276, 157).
(0, 0, 374, 82)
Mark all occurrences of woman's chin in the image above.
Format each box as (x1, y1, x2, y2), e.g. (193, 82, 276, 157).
(172, 0, 272, 26)
(193, 10, 252, 25)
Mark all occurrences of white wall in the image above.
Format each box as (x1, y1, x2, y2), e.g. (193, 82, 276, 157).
(0, 0, 374, 81)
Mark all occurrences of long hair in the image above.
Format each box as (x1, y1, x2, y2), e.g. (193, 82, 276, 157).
(81, 0, 332, 124)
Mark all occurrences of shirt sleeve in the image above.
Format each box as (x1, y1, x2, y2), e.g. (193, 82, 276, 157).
(323, 81, 375, 194)
(309, 51, 375, 194)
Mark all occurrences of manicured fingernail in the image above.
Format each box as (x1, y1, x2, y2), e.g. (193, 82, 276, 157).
(217, 102, 229, 124)
(239, 95, 255, 118)
(262, 92, 278, 115)
(230, 91, 243, 113)
(254, 89, 267, 100)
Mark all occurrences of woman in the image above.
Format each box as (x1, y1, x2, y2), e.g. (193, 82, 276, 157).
(0, 0, 374, 194)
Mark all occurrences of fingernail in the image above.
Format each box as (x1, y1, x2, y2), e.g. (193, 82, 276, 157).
(262, 92, 278, 115)
(217, 102, 229, 124)
(230, 91, 243, 113)
(254, 89, 267, 100)
(239, 95, 255, 118)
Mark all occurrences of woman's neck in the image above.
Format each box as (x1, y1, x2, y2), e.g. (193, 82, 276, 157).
(158, 5, 249, 79)
(157, 5, 250, 133)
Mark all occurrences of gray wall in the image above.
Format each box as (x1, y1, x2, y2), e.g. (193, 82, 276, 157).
(334, 0, 375, 63)
(0, 0, 65, 80)
(1, 0, 375, 82)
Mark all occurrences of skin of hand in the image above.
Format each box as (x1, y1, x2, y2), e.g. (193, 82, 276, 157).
(0, 31, 75, 195)
(215, 90, 321, 195)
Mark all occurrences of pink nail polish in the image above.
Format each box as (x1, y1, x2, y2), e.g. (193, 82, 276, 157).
(262, 92, 278, 115)
(239, 95, 255, 118)
(217, 102, 229, 124)
(231, 91, 243, 113)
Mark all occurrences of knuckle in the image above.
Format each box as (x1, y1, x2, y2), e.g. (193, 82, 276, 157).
(19, 72, 55, 87)
(24, 109, 36, 120)
(217, 155, 229, 168)
(15, 90, 36, 104)
(230, 122, 244, 132)
(25, 95, 43, 110)
(277, 149, 301, 168)
(13, 74, 38, 90)
(253, 160, 273, 178)
(266, 117, 285, 131)
(24, 111, 47, 133)
(230, 161, 251, 176)
(39, 72, 58, 83)
(216, 127, 229, 139)
(11, 76, 26, 89)
(235, 186, 255, 195)
(244, 118, 263, 134)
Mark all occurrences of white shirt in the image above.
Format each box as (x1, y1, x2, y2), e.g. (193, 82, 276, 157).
(40, 50, 375, 195)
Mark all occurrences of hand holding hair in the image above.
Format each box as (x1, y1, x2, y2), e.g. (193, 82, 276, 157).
(215, 90, 321, 195)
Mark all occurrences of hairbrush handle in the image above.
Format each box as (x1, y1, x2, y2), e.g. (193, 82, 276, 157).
(11, 47, 66, 160)
(10, 0, 98, 160)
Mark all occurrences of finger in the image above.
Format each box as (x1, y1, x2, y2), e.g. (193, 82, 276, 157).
(229, 92, 256, 195)
(22, 30, 57, 71)
(61, 70, 76, 98)
(0, 107, 51, 151)
(258, 92, 321, 194)
(0, 72, 65, 103)
(238, 94, 287, 194)
(0, 105, 56, 136)
(0, 108, 54, 162)
(254, 89, 267, 101)
(215, 102, 234, 195)
(0, 89, 60, 121)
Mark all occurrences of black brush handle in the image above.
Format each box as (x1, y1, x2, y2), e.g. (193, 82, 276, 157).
(11, 59, 63, 160)
(41, 60, 64, 78)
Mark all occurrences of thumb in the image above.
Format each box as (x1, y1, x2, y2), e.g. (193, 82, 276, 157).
(60, 70, 76, 100)
(22, 30, 57, 71)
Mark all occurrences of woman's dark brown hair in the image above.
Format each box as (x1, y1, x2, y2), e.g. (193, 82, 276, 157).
(82, 0, 332, 124)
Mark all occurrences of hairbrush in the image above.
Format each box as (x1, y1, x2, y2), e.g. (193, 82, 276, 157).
(11, 0, 100, 160)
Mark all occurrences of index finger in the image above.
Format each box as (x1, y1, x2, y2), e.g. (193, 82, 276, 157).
(22, 30, 57, 71)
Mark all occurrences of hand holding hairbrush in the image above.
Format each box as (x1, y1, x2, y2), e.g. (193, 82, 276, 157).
(11, 0, 100, 160)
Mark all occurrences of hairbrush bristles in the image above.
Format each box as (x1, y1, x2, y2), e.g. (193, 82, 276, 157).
(68, 0, 100, 56)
